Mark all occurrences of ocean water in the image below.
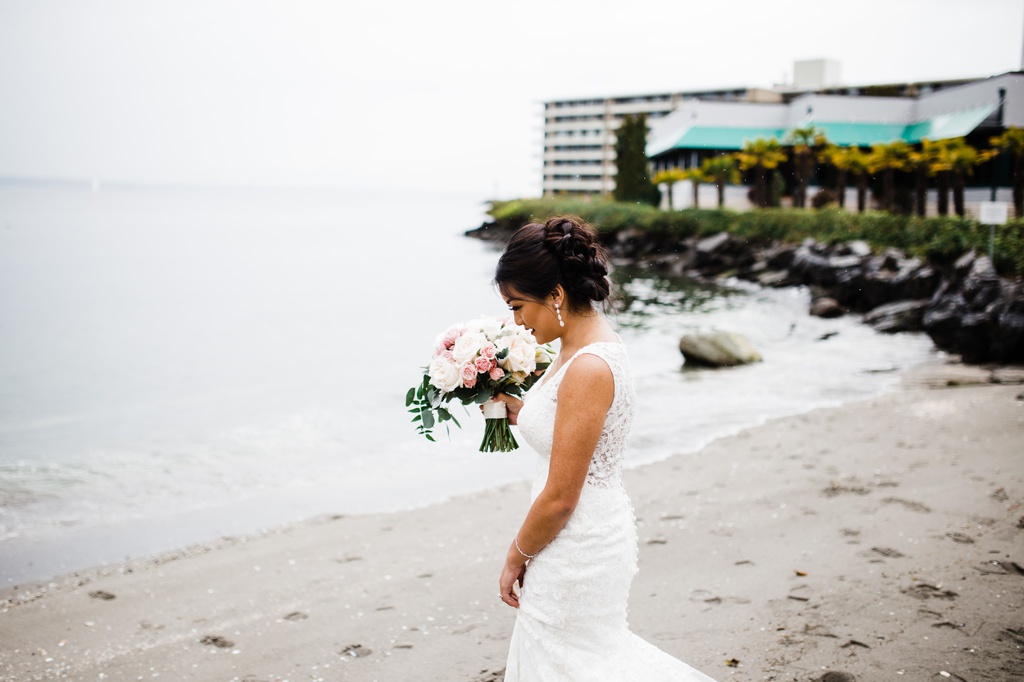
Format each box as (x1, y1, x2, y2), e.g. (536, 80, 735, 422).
(0, 182, 935, 583)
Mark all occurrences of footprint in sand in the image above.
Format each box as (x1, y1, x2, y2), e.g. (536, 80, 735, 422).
(881, 497, 932, 513)
(902, 583, 958, 600)
(341, 644, 371, 659)
(200, 635, 234, 648)
(870, 546, 907, 558)
(88, 590, 115, 600)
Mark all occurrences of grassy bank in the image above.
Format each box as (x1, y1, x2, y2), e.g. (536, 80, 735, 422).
(487, 198, 1024, 276)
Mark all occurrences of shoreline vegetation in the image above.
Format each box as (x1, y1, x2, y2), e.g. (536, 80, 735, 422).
(467, 199, 1024, 365)
(2, 367, 1021, 681)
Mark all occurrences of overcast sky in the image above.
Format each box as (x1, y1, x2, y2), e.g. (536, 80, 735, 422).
(1, 0, 1021, 198)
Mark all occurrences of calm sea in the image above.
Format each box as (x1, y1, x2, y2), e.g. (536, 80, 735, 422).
(0, 182, 935, 583)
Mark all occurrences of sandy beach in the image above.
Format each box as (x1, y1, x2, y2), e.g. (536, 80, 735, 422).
(1, 365, 1022, 682)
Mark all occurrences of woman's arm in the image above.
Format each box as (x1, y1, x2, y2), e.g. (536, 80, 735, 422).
(498, 355, 614, 607)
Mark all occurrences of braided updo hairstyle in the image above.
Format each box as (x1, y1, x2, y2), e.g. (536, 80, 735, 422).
(494, 215, 611, 314)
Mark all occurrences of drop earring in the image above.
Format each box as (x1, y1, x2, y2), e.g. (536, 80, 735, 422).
(556, 303, 565, 327)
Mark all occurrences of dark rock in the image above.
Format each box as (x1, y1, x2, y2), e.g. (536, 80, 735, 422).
(905, 266, 939, 300)
(764, 244, 797, 269)
(957, 311, 997, 364)
(810, 297, 844, 318)
(923, 295, 967, 352)
(994, 305, 1024, 362)
(962, 256, 1000, 310)
(836, 240, 872, 258)
(757, 270, 793, 287)
(790, 246, 838, 285)
(696, 231, 730, 254)
(863, 299, 931, 333)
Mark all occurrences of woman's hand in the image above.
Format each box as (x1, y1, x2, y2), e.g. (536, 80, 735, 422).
(482, 393, 524, 425)
(499, 555, 527, 608)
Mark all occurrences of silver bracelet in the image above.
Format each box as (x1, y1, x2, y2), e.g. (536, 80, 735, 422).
(514, 535, 539, 560)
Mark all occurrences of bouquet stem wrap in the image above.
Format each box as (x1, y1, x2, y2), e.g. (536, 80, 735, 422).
(480, 399, 518, 453)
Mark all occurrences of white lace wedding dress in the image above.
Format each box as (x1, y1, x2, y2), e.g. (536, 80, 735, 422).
(505, 342, 718, 682)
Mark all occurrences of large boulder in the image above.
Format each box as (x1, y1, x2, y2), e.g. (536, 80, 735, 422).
(810, 296, 844, 318)
(679, 332, 763, 367)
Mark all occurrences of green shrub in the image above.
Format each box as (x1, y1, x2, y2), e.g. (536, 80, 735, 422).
(485, 199, 1024, 276)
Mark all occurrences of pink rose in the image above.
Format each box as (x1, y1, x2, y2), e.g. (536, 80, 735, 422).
(443, 350, 454, 361)
(480, 342, 497, 361)
(489, 366, 505, 381)
(475, 356, 493, 373)
(461, 363, 478, 389)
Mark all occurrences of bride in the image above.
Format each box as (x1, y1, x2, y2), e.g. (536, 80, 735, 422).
(490, 216, 718, 681)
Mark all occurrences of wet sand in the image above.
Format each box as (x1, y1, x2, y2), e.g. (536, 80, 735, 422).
(1, 367, 1022, 681)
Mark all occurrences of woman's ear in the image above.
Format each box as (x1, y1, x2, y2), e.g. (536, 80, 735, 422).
(549, 284, 565, 305)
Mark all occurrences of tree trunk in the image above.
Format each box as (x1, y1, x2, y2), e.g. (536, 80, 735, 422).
(915, 169, 927, 217)
(717, 181, 725, 208)
(691, 180, 699, 210)
(883, 169, 895, 212)
(755, 165, 767, 208)
(793, 151, 807, 209)
(1014, 154, 1023, 218)
(666, 184, 674, 211)
(936, 172, 950, 216)
(856, 176, 868, 213)
(836, 169, 847, 209)
(953, 173, 966, 217)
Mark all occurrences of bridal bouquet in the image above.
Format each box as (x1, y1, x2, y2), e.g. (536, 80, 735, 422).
(407, 316, 554, 452)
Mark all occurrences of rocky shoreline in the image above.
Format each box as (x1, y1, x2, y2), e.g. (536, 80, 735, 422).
(467, 222, 1024, 365)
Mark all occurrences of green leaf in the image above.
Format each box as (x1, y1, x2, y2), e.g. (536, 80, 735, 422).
(421, 408, 435, 430)
(405, 387, 416, 406)
(474, 391, 492, 404)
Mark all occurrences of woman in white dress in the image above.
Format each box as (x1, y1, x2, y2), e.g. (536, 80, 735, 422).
(491, 216, 718, 681)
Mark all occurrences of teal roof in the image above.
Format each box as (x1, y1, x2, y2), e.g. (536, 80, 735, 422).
(671, 126, 786, 150)
(651, 104, 997, 156)
(902, 104, 996, 142)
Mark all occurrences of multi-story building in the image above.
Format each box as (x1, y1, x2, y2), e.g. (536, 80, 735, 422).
(541, 87, 781, 196)
(541, 59, 1016, 198)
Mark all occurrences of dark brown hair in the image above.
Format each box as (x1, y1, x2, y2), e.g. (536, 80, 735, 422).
(494, 215, 610, 313)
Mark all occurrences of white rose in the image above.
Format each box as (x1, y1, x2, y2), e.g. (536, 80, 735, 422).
(428, 356, 462, 393)
(451, 331, 486, 365)
(476, 316, 503, 341)
(500, 336, 537, 374)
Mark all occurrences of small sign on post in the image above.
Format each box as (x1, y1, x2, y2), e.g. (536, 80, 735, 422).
(978, 201, 1009, 264)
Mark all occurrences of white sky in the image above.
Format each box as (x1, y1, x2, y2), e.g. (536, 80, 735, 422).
(1, 0, 1022, 198)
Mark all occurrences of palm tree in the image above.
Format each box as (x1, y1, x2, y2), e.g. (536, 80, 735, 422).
(932, 138, 995, 217)
(867, 140, 912, 212)
(700, 155, 741, 208)
(906, 139, 941, 217)
(990, 127, 1024, 218)
(680, 167, 706, 209)
(784, 126, 829, 209)
(827, 145, 871, 212)
(735, 138, 787, 209)
(652, 167, 688, 210)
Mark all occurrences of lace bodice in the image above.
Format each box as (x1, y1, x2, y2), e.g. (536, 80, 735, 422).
(517, 342, 635, 489)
